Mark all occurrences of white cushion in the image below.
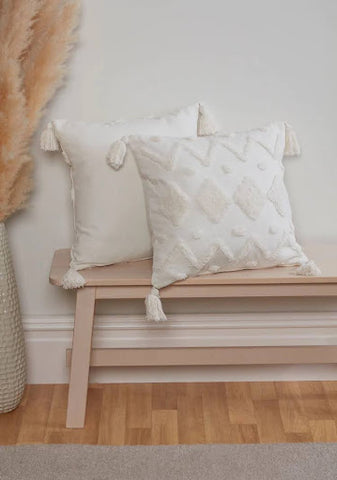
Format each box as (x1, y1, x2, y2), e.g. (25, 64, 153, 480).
(45, 103, 216, 272)
(118, 122, 309, 289)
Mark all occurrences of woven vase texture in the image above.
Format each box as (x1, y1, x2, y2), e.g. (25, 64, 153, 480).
(0, 223, 26, 413)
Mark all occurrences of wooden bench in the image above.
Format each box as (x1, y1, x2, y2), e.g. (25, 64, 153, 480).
(50, 244, 337, 428)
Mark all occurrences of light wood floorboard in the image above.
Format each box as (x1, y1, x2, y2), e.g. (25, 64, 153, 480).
(1, 382, 337, 445)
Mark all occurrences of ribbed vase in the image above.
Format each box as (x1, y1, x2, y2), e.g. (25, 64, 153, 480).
(0, 222, 26, 413)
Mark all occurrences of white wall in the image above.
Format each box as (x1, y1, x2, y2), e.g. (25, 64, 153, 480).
(6, 0, 337, 381)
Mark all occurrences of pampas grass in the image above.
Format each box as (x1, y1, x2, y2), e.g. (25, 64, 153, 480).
(0, 0, 80, 221)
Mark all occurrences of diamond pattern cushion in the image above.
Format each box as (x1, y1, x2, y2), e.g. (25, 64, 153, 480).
(116, 122, 308, 289)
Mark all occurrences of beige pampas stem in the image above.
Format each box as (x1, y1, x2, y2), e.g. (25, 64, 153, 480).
(0, 0, 80, 222)
(0, 0, 39, 221)
(23, 0, 80, 136)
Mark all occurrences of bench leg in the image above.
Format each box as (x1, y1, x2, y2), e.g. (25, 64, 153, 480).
(66, 287, 96, 428)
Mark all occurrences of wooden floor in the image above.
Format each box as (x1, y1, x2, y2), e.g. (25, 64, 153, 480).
(2, 381, 337, 445)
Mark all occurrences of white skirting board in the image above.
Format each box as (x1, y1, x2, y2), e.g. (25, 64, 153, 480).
(23, 312, 337, 384)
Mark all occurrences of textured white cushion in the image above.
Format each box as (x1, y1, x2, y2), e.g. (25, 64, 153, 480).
(42, 103, 217, 277)
(117, 122, 309, 290)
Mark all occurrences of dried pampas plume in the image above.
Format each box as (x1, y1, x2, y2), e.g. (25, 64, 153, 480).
(0, 0, 80, 221)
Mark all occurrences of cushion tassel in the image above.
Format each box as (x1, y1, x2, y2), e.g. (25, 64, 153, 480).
(40, 122, 59, 151)
(198, 103, 219, 136)
(62, 268, 86, 289)
(295, 260, 321, 276)
(145, 287, 167, 322)
(106, 139, 127, 170)
(284, 122, 301, 156)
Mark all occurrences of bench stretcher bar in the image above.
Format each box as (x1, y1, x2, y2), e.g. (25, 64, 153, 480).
(66, 345, 337, 368)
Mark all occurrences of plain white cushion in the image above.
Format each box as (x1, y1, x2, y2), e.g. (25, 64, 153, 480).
(120, 123, 308, 288)
(50, 103, 214, 270)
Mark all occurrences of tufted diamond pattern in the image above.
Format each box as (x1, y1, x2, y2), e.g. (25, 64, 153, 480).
(198, 178, 231, 223)
(148, 180, 190, 226)
(233, 177, 266, 220)
(123, 122, 307, 289)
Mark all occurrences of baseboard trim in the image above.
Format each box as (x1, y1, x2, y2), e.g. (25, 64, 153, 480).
(23, 312, 337, 384)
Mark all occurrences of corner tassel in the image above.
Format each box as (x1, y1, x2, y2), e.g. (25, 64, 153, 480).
(145, 287, 167, 322)
(106, 139, 126, 170)
(198, 103, 219, 136)
(62, 268, 86, 289)
(284, 122, 301, 156)
(295, 260, 321, 276)
(40, 122, 59, 151)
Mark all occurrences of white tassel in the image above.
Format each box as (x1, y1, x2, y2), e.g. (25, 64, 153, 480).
(106, 139, 126, 170)
(198, 103, 219, 136)
(62, 268, 86, 289)
(145, 287, 167, 322)
(40, 122, 59, 151)
(295, 260, 321, 276)
(284, 122, 301, 156)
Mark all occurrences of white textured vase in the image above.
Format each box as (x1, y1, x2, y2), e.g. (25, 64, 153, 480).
(0, 223, 26, 413)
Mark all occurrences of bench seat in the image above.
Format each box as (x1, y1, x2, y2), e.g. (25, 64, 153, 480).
(50, 244, 337, 287)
